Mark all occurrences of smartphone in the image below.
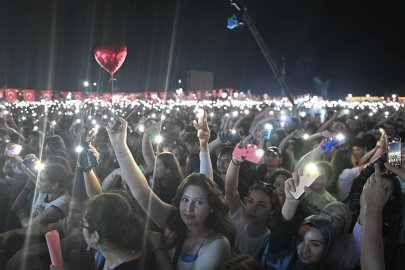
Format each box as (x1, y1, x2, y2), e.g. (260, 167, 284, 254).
(321, 134, 346, 153)
(232, 144, 265, 164)
(220, 130, 241, 143)
(288, 166, 321, 200)
(387, 137, 402, 174)
(5, 144, 22, 155)
(111, 106, 138, 132)
(145, 129, 160, 144)
(198, 108, 206, 127)
(22, 158, 39, 178)
(263, 124, 273, 139)
(138, 165, 145, 173)
(78, 141, 98, 173)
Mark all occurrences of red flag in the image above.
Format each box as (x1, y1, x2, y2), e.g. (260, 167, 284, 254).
(159, 92, 167, 102)
(239, 92, 245, 101)
(60, 91, 69, 98)
(0, 90, 3, 99)
(150, 92, 158, 103)
(41, 91, 52, 101)
(5, 89, 17, 102)
(212, 90, 217, 98)
(129, 93, 137, 101)
(103, 93, 112, 102)
(143, 92, 148, 99)
(179, 91, 185, 101)
(87, 92, 97, 101)
(23, 90, 35, 102)
(73, 92, 83, 101)
(204, 90, 210, 99)
(218, 89, 223, 98)
(228, 89, 233, 98)
(196, 91, 202, 100)
(253, 95, 257, 101)
(188, 91, 194, 100)
(53, 92, 60, 100)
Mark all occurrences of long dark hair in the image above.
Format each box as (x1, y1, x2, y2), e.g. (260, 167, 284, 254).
(329, 149, 353, 194)
(153, 152, 184, 192)
(44, 135, 67, 153)
(172, 145, 186, 166)
(168, 173, 235, 247)
(84, 193, 145, 252)
(185, 153, 200, 177)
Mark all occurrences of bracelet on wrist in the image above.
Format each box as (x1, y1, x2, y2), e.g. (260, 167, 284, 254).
(231, 158, 240, 166)
(115, 148, 130, 157)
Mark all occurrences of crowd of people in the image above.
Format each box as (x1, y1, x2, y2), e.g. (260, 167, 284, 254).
(0, 96, 404, 270)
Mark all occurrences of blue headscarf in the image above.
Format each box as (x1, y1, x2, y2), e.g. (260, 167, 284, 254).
(263, 215, 336, 270)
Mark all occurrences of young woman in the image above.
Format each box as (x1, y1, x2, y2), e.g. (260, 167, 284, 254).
(82, 192, 149, 270)
(107, 114, 234, 270)
(43, 135, 68, 158)
(13, 163, 71, 228)
(225, 154, 281, 257)
(2, 192, 90, 270)
(172, 145, 186, 175)
(262, 215, 336, 270)
(267, 169, 292, 204)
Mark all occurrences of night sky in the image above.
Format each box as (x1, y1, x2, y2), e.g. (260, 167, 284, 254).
(0, 0, 404, 100)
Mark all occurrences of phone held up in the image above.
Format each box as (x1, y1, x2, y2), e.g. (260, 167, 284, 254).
(288, 164, 320, 200)
(387, 137, 402, 174)
(110, 106, 138, 132)
(198, 108, 206, 127)
(77, 129, 99, 172)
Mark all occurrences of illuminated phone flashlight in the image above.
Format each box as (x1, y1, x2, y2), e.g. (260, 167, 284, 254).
(225, 113, 229, 117)
(336, 134, 344, 141)
(166, 109, 170, 114)
(35, 164, 44, 171)
(303, 134, 309, 140)
(4, 110, 8, 114)
(22, 116, 26, 121)
(385, 111, 389, 116)
(155, 135, 163, 143)
(51, 121, 56, 126)
(256, 149, 264, 156)
(92, 119, 97, 125)
(345, 109, 349, 114)
(151, 113, 156, 118)
(269, 111, 274, 115)
(280, 115, 287, 121)
(354, 116, 358, 120)
(231, 129, 237, 134)
(75, 146, 83, 153)
(33, 126, 38, 131)
(244, 109, 249, 114)
(161, 115, 166, 120)
(369, 112, 373, 116)
(210, 113, 214, 117)
(94, 124, 100, 131)
(76, 119, 81, 124)
(139, 125, 145, 132)
(265, 124, 272, 130)
(232, 111, 238, 117)
(300, 112, 306, 117)
(306, 163, 317, 173)
(88, 115, 92, 119)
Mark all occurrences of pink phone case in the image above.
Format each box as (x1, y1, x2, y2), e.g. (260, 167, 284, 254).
(232, 144, 265, 164)
(288, 168, 320, 200)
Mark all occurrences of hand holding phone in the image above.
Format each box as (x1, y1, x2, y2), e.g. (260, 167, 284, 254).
(5, 144, 22, 156)
(232, 144, 264, 164)
(386, 137, 402, 174)
(198, 108, 206, 128)
(145, 129, 160, 144)
(287, 165, 320, 200)
(220, 130, 241, 143)
(321, 134, 345, 153)
(110, 106, 138, 132)
(77, 142, 98, 172)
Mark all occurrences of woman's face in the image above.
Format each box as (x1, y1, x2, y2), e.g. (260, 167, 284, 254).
(322, 205, 346, 236)
(179, 185, 212, 227)
(296, 225, 326, 265)
(68, 199, 86, 228)
(245, 190, 273, 225)
(273, 175, 288, 202)
(37, 172, 54, 193)
(154, 158, 167, 181)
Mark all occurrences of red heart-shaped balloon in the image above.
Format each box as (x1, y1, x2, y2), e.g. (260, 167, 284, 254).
(94, 42, 127, 77)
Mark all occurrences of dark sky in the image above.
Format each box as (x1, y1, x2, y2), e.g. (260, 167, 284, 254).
(0, 0, 404, 99)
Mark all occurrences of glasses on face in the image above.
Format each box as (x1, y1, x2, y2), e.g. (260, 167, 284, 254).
(320, 209, 344, 225)
(254, 181, 277, 192)
(77, 220, 92, 230)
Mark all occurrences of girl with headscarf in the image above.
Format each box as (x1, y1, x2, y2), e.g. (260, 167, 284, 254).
(262, 215, 336, 270)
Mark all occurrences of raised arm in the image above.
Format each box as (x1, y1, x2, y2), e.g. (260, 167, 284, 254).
(101, 168, 122, 191)
(142, 130, 156, 173)
(225, 155, 243, 215)
(107, 116, 176, 230)
(361, 164, 388, 270)
(194, 115, 213, 179)
(83, 169, 103, 199)
(317, 111, 338, 132)
(294, 144, 325, 172)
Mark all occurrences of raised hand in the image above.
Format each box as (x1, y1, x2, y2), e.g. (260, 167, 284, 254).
(107, 115, 128, 151)
(284, 170, 312, 201)
(363, 164, 390, 211)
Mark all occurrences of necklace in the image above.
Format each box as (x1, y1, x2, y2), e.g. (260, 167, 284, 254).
(106, 250, 135, 270)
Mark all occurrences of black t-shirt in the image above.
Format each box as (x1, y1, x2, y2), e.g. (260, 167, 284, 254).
(254, 164, 269, 182)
